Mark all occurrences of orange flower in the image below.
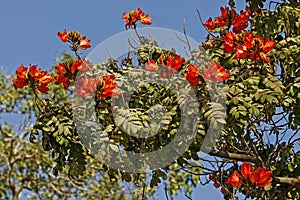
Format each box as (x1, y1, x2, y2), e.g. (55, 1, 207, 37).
(145, 59, 159, 72)
(241, 162, 254, 179)
(79, 36, 91, 50)
(71, 60, 83, 74)
(57, 29, 68, 42)
(13, 64, 53, 93)
(249, 167, 272, 188)
(15, 65, 28, 80)
(54, 63, 70, 89)
(139, 13, 152, 25)
(220, 7, 229, 19)
(55, 74, 70, 89)
(122, 8, 152, 29)
(226, 171, 241, 187)
(232, 10, 249, 33)
(55, 63, 67, 75)
(100, 75, 120, 99)
(28, 65, 44, 81)
(234, 45, 248, 59)
(166, 54, 185, 72)
(39, 73, 53, 85)
(13, 65, 29, 89)
(203, 17, 215, 30)
(203, 63, 229, 82)
(29, 66, 53, 93)
(241, 32, 275, 63)
(214, 16, 228, 27)
(75, 77, 99, 98)
(222, 31, 236, 53)
(13, 78, 28, 88)
(214, 7, 229, 27)
(185, 64, 200, 86)
(242, 31, 255, 49)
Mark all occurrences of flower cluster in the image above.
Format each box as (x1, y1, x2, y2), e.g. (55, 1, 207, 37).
(203, 6, 251, 33)
(54, 60, 92, 89)
(99, 75, 120, 99)
(203, 62, 229, 82)
(122, 8, 152, 29)
(75, 76, 99, 98)
(57, 29, 91, 50)
(75, 74, 120, 99)
(145, 54, 185, 78)
(184, 64, 200, 86)
(13, 65, 53, 93)
(226, 162, 272, 188)
(222, 31, 275, 63)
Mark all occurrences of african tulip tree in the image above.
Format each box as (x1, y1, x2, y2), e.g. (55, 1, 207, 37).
(7, 0, 300, 199)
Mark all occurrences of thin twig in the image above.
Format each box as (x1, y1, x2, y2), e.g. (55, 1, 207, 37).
(196, 9, 215, 38)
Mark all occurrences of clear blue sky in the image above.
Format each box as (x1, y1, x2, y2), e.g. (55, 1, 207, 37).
(0, 0, 248, 199)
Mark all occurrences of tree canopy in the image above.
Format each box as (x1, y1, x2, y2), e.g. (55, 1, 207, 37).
(1, 0, 300, 199)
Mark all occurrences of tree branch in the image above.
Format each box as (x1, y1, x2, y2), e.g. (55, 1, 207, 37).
(205, 150, 260, 165)
(274, 176, 300, 186)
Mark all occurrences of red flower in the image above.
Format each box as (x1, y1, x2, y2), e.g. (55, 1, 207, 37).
(54, 63, 70, 89)
(145, 59, 159, 72)
(28, 65, 45, 81)
(203, 17, 215, 30)
(260, 38, 275, 62)
(203, 63, 229, 82)
(209, 172, 217, 181)
(122, 8, 151, 29)
(226, 171, 241, 187)
(55, 74, 70, 89)
(100, 75, 120, 99)
(214, 182, 221, 188)
(243, 31, 255, 49)
(30, 67, 53, 93)
(214, 17, 227, 27)
(55, 63, 67, 75)
(222, 31, 236, 53)
(241, 162, 254, 179)
(57, 29, 68, 43)
(185, 64, 200, 86)
(139, 13, 152, 25)
(71, 60, 83, 74)
(220, 7, 229, 19)
(166, 54, 185, 72)
(249, 167, 272, 188)
(38, 84, 50, 93)
(245, 6, 251, 16)
(13, 65, 29, 89)
(234, 45, 248, 59)
(13, 64, 52, 93)
(75, 76, 99, 98)
(79, 36, 91, 50)
(232, 10, 249, 33)
(39, 73, 53, 85)
(238, 32, 275, 63)
(220, 187, 226, 194)
(16, 65, 28, 80)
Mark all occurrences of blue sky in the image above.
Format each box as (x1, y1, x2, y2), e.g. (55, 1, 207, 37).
(0, 0, 249, 199)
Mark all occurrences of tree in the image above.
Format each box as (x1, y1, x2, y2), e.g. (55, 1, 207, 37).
(6, 0, 300, 199)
